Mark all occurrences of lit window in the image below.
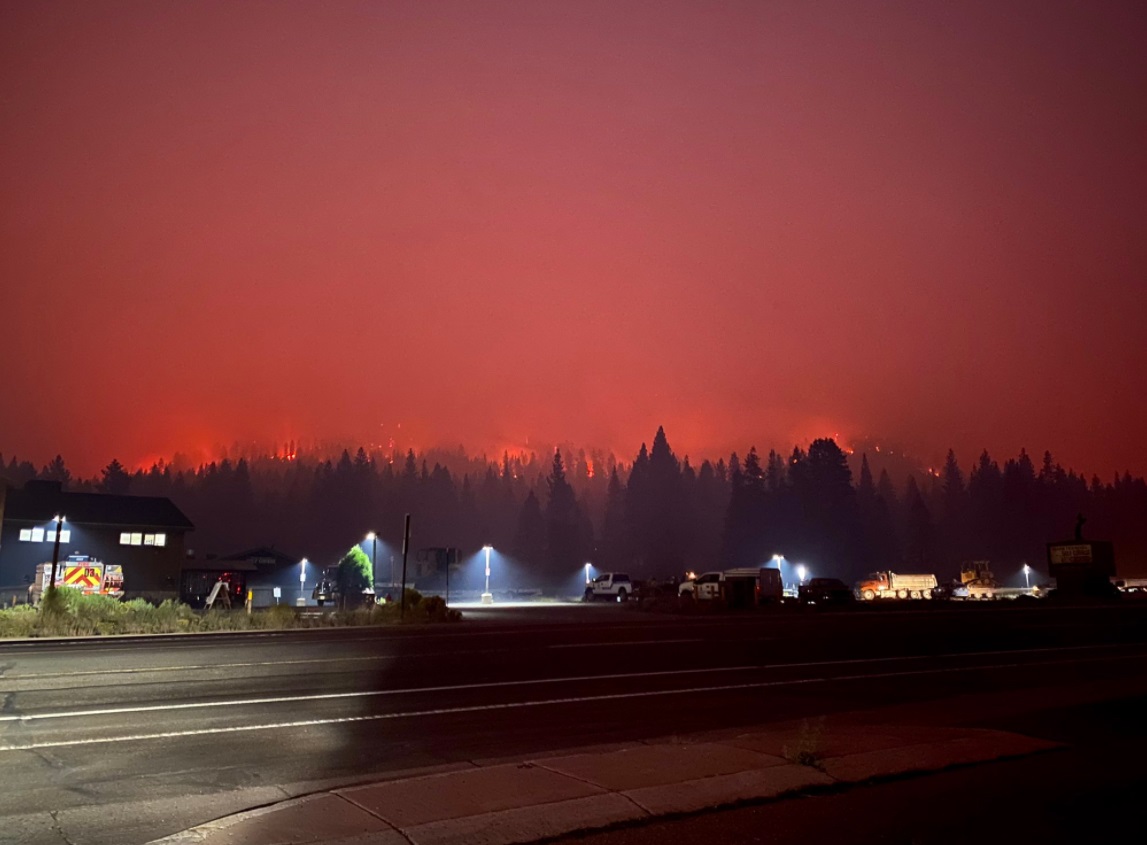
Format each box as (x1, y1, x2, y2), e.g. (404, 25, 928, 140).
(19, 529, 32, 542)
(154, 533, 166, 547)
(144, 534, 155, 546)
(45, 530, 70, 543)
(31, 528, 45, 542)
(131, 533, 143, 546)
(120, 532, 131, 545)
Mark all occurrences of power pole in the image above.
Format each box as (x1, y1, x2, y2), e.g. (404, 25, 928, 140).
(47, 516, 64, 602)
(400, 513, 411, 620)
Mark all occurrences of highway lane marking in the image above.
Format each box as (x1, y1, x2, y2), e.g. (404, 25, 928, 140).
(3, 651, 1145, 752)
(3, 638, 1118, 683)
(2, 642, 1140, 721)
(548, 638, 704, 649)
(1, 638, 720, 678)
(0, 665, 762, 721)
(0, 655, 394, 680)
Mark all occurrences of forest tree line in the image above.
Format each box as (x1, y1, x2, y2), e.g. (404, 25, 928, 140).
(4, 426, 1146, 585)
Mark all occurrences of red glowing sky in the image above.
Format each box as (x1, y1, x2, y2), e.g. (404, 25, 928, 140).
(2, 1, 1144, 477)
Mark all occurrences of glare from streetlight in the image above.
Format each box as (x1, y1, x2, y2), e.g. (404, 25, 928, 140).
(796, 564, 808, 583)
(365, 531, 375, 541)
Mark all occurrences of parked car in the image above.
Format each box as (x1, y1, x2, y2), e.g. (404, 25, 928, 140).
(798, 577, 855, 605)
(313, 565, 375, 607)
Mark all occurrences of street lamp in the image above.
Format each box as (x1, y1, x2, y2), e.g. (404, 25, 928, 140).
(796, 564, 808, 585)
(585, 562, 591, 585)
(1022, 564, 1031, 590)
(366, 532, 377, 589)
(481, 545, 493, 605)
(299, 557, 308, 605)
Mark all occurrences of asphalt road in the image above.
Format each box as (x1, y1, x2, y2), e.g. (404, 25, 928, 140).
(3, 600, 1147, 845)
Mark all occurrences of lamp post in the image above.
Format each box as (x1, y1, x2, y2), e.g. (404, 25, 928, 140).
(1023, 564, 1031, 590)
(585, 562, 591, 585)
(481, 545, 493, 605)
(299, 557, 308, 605)
(796, 564, 808, 585)
(366, 532, 377, 590)
(47, 515, 65, 600)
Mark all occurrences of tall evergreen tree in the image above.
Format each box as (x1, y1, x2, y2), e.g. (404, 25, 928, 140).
(938, 449, 967, 565)
(544, 450, 582, 582)
(40, 454, 71, 487)
(513, 491, 546, 570)
(904, 476, 933, 567)
(100, 459, 132, 495)
(600, 467, 627, 569)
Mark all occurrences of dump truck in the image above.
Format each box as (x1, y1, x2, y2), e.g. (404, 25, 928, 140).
(855, 570, 937, 601)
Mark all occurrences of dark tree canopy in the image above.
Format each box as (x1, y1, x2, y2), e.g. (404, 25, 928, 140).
(8, 427, 1144, 590)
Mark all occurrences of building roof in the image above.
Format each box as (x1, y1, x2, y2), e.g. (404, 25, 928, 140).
(3, 480, 194, 531)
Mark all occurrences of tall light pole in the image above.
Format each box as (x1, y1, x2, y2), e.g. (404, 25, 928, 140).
(1023, 564, 1031, 590)
(482, 545, 493, 605)
(47, 515, 65, 601)
(585, 562, 591, 585)
(366, 532, 377, 589)
(299, 557, 308, 605)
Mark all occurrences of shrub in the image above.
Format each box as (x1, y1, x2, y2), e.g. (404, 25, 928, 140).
(255, 604, 299, 629)
(0, 586, 461, 638)
(0, 606, 37, 638)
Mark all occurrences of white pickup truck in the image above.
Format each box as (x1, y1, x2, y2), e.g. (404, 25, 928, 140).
(678, 571, 723, 600)
(585, 572, 634, 602)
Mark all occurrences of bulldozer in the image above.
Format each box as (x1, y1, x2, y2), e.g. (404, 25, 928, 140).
(960, 560, 999, 600)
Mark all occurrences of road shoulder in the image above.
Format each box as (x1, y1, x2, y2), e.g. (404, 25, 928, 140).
(149, 721, 1060, 845)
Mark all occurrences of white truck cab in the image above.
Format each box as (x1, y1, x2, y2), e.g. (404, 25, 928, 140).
(679, 571, 723, 600)
(586, 572, 633, 602)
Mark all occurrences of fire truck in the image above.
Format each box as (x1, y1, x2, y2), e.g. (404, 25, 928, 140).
(29, 555, 125, 604)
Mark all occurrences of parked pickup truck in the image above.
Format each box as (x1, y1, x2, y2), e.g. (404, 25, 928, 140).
(678, 570, 724, 600)
(679, 568, 783, 605)
(585, 572, 634, 602)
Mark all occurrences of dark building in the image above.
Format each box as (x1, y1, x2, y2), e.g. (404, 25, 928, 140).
(0, 479, 193, 600)
(181, 546, 310, 608)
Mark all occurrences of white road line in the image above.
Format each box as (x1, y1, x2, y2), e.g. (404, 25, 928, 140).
(2, 639, 702, 679)
(2, 642, 1137, 722)
(0, 655, 394, 680)
(548, 639, 703, 649)
(3, 639, 1119, 684)
(3, 652, 1142, 752)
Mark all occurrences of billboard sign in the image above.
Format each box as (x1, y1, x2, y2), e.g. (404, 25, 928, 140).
(1048, 544, 1094, 566)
